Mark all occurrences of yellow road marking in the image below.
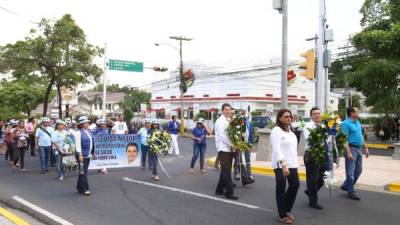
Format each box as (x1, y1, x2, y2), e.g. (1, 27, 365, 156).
(0, 207, 30, 225)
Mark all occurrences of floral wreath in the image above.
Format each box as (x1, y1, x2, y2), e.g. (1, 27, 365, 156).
(227, 113, 252, 152)
(148, 130, 171, 155)
(307, 113, 347, 165)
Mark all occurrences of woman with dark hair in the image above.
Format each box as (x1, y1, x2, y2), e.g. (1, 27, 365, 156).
(148, 120, 160, 181)
(271, 109, 299, 224)
(13, 120, 29, 172)
(75, 116, 94, 195)
(27, 117, 37, 156)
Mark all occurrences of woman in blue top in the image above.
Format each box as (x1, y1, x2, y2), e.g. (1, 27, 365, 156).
(75, 116, 94, 195)
(190, 118, 211, 173)
(51, 120, 68, 180)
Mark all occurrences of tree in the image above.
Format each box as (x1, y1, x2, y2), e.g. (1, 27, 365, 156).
(0, 14, 103, 118)
(122, 90, 151, 122)
(0, 80, 53, 118)
(338, 0, 400, 113)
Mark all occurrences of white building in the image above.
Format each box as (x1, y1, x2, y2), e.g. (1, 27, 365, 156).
(151, 61, 338, 129)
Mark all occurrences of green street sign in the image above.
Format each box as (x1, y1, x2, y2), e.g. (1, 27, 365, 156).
(108, 59, 144, 72)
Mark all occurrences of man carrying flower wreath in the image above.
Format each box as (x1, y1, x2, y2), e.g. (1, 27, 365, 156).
(303, 107, 326, 210)
(214, 103, 239, 200)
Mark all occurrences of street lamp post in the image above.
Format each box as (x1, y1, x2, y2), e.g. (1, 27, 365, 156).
(155, 36, 193, 135)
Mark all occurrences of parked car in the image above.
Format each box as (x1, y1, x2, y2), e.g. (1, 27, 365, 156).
(252, 116, 272, 129)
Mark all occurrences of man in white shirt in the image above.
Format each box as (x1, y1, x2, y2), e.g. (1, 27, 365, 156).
(214, 103, 239, 200)
(303, 107, 325, 210)
(112, 115, 128, 135)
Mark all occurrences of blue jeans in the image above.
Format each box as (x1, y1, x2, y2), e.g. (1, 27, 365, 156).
(244, 150, 252, 177)
(141, 145, 152, 168)
(342, 146, 363, 193)
(39, 146, 51, 172)
(148, 151, 158, 175)
(190, 143, 206, 169)
(55, 150, 63, 178)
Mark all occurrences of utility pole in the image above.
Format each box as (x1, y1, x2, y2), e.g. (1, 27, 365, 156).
(170, 36, 192, 135)
(102, 42, 107, 119)
(273, 0, 288, 108)
(317, 0, 326, 112)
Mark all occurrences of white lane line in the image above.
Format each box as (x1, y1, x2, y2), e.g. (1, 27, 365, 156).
(12, 195, 74, 225)
(122, 177, 273, 213)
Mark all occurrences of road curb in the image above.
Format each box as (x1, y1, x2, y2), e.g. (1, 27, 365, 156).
(386, 182, 400, 193)
(365, 143, 394, 150)
(0, 207, 30, 225)
(207, 156, 307, 181)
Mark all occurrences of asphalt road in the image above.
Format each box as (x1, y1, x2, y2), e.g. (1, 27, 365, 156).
(0, 137, 399, 225)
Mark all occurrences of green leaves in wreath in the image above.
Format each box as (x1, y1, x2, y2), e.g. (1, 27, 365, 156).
(148, 130, 171, 155)
(227, 113, 252, 152)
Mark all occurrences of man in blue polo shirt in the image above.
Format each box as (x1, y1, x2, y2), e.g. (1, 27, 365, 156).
(341, 107, 369, 200)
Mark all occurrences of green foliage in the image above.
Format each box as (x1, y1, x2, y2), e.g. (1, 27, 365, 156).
(91, 84, 132, 93)
(0, 14, 103, 117)
(331, 0, 400, 113)
(0, 80, 54, 118)
(307, 114, 346, 165)
(122, 90, 151, 122)
(227, 113, 252, 152)
(193, 112, 208, 122)
(338, 95, 361, 119)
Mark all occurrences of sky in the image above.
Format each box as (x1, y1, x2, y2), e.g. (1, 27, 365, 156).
(0, 0, 365, 88)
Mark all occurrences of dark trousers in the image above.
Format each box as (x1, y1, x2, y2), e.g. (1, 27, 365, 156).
(149, 151, 158, 175)
(5, 143, 14, 161)
(76, 158, 90, 193)
(14, 147, 27, 169)
(28, 134, 35, 156)
(304, 151, 325, 204)
(216, 151, 234, 196)
(141, 145, 152, 168)
(190, 143, 206, 169)
(274, 168, 300, 219)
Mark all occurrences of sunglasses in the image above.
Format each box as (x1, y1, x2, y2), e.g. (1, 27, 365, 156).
(282, 115, 292, 118)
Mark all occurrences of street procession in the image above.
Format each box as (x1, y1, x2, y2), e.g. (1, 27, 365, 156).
(0, 0, 399, 225)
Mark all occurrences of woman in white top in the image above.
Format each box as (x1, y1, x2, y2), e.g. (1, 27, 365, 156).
(270, 109, 299, 224)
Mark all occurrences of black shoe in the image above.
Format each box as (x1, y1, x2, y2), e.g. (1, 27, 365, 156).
(234, 175, 240, 180)
(340, 185, 348, 192)
(309, 202, 323, 210)
(242, 177, 255, 186)
(348, 193, 361, 200)
(215, 191, 225, 196)
(231, 183, 237, 188)
(225, 195, 239, 200)
(304, 190, 309, 196)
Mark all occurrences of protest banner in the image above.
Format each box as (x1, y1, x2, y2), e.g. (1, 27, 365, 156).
(89, 134, 141, 170)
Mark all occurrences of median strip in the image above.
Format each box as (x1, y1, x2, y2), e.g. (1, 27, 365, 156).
(387, 182, 400, 193)
(207, 156, 307, 181)
(0, 207, 30, 225)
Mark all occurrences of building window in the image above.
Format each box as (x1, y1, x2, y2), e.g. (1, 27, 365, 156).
(94, 104, 97, 110)
(99, 104, 102, 110)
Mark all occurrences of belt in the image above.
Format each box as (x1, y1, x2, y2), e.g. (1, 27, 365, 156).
(349, 144, 362, 148)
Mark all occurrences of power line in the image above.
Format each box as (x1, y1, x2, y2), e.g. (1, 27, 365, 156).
(0, 5, 38, 24)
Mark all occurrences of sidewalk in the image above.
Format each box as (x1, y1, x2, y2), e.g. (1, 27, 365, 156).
(208, 153, 400, 193)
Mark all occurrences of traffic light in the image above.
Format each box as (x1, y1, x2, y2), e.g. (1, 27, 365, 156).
(299, 49, 315, 80)
(153, 66, 168, 72)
